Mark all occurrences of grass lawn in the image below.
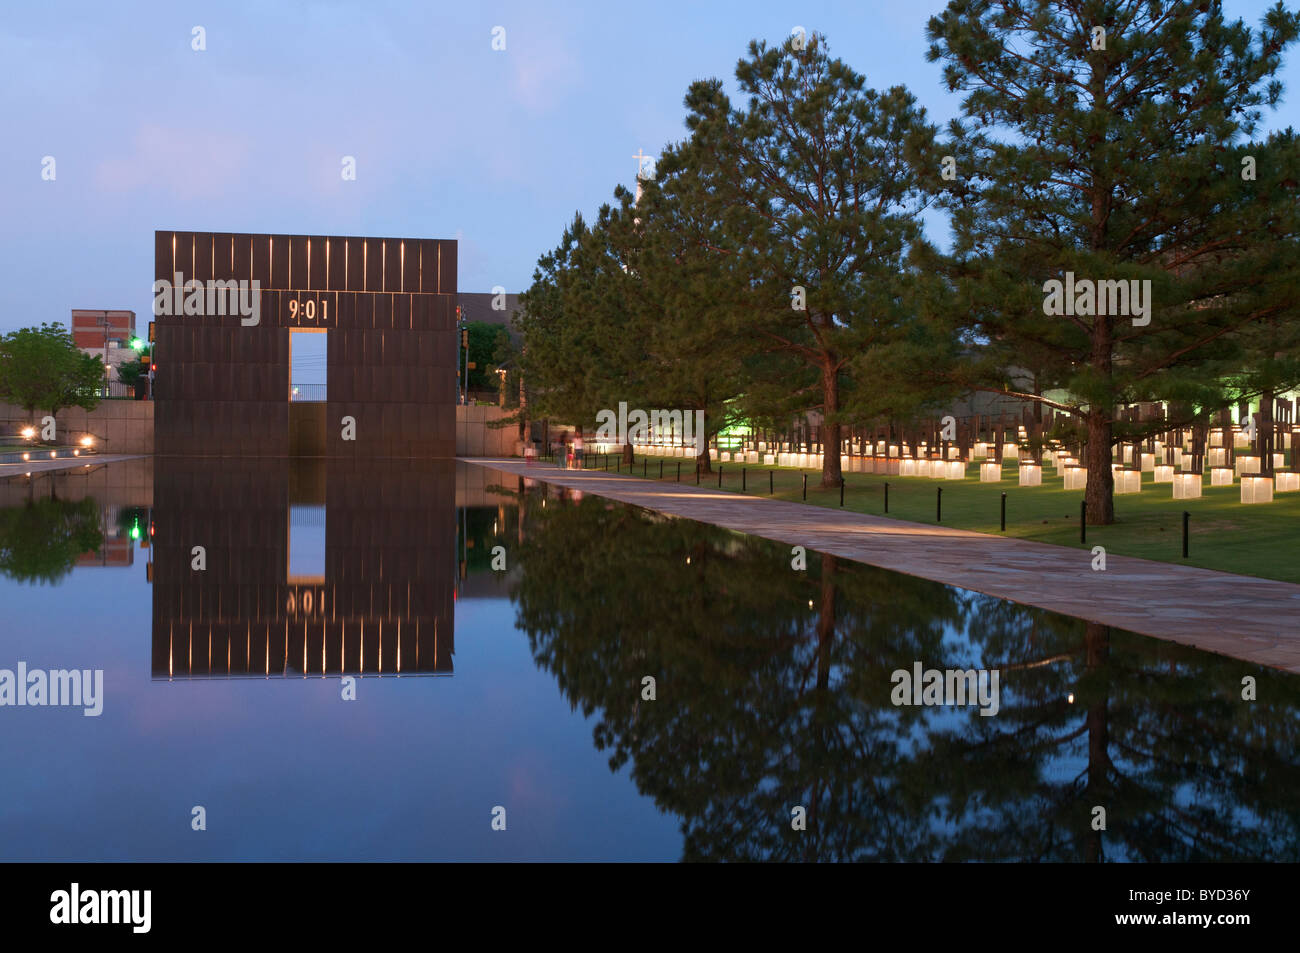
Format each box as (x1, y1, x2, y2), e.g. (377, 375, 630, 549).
(562, 451, 1300, 584)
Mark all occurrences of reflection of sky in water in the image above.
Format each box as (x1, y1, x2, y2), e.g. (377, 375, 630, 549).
(288, 506, 326, 580)
(0, 498, 678, 861)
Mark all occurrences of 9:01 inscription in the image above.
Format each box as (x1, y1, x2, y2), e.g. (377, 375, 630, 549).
(288, 298, 329, 322)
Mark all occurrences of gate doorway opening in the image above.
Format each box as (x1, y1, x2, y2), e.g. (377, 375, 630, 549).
(289, 329, 328, 454)
(289, 328, 327, 402)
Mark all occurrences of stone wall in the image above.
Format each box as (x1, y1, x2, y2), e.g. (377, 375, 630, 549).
(456, 404, 518, 457)
(0, 400, 154, 454)
(0, 400, 523, 458)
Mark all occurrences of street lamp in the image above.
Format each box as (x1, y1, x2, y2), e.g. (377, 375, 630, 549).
(97, 311, 114, 396)
(127, 337, 155, 399)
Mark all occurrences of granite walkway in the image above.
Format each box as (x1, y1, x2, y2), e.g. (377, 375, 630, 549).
(467, 458, 1300, 674)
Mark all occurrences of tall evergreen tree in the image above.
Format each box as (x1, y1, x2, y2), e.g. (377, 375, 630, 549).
(517, 210, 651, 455)
(928, 0, 1300, 522)
(623, 146, 752, 473)
(1222, 128, 1300, 477)
(679, 33, 941, 488)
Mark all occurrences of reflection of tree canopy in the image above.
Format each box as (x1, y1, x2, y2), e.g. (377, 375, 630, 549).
(458, 484, 526, 575)
(461, 506, 501, 573)
(0, 496, 102, 585)
(945, 610, 1300, 862)
(509, 487, 1300, 861)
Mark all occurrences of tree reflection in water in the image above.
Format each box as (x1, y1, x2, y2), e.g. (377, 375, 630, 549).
(0, 491, 102, 585)
(506, 483, 1300, 862)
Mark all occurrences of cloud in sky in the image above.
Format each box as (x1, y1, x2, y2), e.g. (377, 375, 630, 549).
(507, 21, 582, 112)
(93, 124, 253, 201)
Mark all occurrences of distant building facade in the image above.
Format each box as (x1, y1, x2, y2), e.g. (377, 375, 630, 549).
(71, 309, 136, 379)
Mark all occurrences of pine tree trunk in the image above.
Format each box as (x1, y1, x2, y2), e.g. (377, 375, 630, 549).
(695, 409, 712, 474)
(820, 359, 842, 489)
(1084, 312, 1115, 525)
(1260, 389, 1274, 478)
(1084, 410, 1115, 524)
(1033, 385, 1044, 464)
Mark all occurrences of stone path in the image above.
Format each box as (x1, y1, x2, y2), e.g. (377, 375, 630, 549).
(467, 458, 1300, 674)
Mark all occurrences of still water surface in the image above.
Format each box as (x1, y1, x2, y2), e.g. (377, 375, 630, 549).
(0, 457, 1296, 861)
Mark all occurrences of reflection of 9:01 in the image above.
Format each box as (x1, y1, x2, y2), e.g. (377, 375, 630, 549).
(286, 590, 324, 615)
(289, 299, 328, 321)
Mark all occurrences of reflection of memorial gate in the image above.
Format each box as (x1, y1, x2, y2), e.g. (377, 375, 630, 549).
(152, 456, 455, 678)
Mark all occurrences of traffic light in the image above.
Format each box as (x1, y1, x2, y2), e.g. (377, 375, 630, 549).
(130, 337, 145, 351)
(147, 321, 155, 343)
(462, 329, 468, 347)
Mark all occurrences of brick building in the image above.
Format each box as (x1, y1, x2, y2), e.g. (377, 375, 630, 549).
(71, 309, 137, 379)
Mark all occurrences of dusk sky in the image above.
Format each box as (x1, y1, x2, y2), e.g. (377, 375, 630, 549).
(2, 0, 1297, 335)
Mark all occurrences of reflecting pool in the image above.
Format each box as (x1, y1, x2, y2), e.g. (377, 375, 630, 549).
(0, 459, 1296, 861)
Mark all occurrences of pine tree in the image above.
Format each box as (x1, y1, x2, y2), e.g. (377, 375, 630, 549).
(1222, 129, 1300, 478)
(518, 210, 653, 457)
(626, 144, 753, 473)
(678, 33, 942, 488)
(928, 0, 1300, 523)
